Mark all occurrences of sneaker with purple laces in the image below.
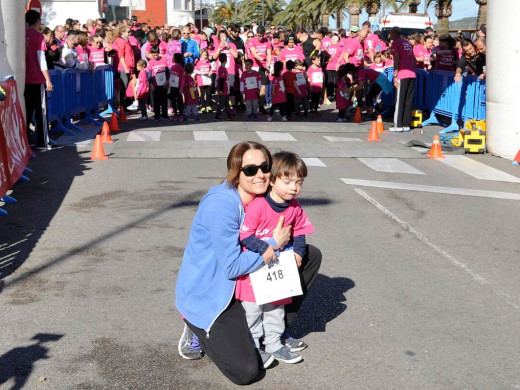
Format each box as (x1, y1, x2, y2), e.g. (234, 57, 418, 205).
(281, 331, 308, 352)
(178, 324, 204, 360)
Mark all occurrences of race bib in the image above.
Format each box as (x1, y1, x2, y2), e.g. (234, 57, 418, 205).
(279, 80, 285, 92)
(296, 73, 306, 86)
(249, 250, 303, 305)
(155, 72, 167, 86)
(169, 74, 179, 88)
(245, 77, 257, 89)
(311, 72, 323, 84)
(201, 75, 212, 86)
(210, 61, 217, 71)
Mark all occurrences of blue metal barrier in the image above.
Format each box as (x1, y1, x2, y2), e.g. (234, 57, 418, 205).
(79, 70, 101, 126)
(47, 70, 74, 135)
(62, 68, 85, 132)
(94, 65, 117, 118)
(461, 75, 486, 123)
(413, 69, 429, 111)
(380, 67, 395, 116)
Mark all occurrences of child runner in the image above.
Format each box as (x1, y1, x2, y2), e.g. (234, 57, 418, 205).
(147, 45, 169, 121)
(237, 151, 315, 365)
(293, 60, 309, 117)
(183, 63, 200, 121)
(307, 54, 324, 117)
(169, 52, 185, 121)
(240, 58, 262, 121)
(369, 52, 385, 72)
(335, 64, 351, 122)
(194, 49, 213, 113)
(268, 61, 287, 122)
(215, 52, 232, 120)
(282, 60, 299, 120)
(135, 59, 150, 120)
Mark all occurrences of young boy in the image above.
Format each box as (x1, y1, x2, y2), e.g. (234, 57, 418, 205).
(215, 52, 232, 120)
(147, 46, 169, 121)
(293, 60, 309, 116)
(182, 63, 200, 121)
(169, 52, 185, 121)
(240, 59, 262, 121)
(282, 60, 300, 121)
(135, 59, 150, 120)
(306, 55, 324, 116)
(237, 151, 315, 366)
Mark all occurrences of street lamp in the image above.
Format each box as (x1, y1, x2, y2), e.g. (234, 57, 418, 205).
(262, 0, 264, 26)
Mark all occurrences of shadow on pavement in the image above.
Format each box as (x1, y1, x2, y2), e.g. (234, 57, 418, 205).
(291, 274, 355, 338)
(0, 333, 64, 390)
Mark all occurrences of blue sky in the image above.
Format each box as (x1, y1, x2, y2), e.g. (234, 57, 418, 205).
(329, 0, 480, 29)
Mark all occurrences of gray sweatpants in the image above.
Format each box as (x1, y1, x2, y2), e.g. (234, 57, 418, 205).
(241, 301, 285, 353)
(245, 99, 259, 116)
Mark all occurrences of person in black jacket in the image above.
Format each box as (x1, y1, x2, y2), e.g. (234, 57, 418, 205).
(42, 27, 61, 70)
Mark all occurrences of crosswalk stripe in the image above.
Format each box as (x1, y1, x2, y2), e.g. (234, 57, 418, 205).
(256, 131, 296, 141)
(127, 131, 161, 141)
(358, 158, 425, 175)
(303, 158, 327, 167)
(439, 155, 520, 183)
(323, 136, 363, 142)
(193, 131, 229, 141)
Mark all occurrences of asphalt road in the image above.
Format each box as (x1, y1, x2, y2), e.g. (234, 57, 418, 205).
(1, 109, 520, 389)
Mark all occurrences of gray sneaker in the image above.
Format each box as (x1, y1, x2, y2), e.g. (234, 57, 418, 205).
(282, 332, 308, 352)
(271, 345, 303, 364)
(389, 126, 404, 132)
(259, 349, 275, 369)
(402, 126, 411, 132)
(178, 324, 204, 360)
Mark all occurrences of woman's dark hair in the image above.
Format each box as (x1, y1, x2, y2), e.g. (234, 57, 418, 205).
(150, 45, 160, 54)
(226, 142, 272, 188)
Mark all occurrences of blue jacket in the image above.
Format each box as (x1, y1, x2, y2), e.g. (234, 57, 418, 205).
(181, 38, 200, 64)
(175, 182, 265, 335)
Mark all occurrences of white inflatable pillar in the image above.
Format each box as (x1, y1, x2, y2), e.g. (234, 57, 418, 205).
(486, 0, 520, 159)
(0, 0, 26, 107)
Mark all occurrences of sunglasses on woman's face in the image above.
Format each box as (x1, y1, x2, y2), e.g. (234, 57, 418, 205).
(240, 162, 270, 177)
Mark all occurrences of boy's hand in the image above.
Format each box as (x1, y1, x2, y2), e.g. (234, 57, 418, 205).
(262, 246, 277, 264)
(295, 253, 303, 268)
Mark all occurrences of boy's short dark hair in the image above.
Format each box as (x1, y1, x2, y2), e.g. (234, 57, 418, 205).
(150, 45, 160, 54)
(218, 53, 227, 63)
(244, 58, 253, 66)
(173, 52, 184, 64)
(185, 63, 194, 73)
(285, 60, 295, 70)
(136, 59, 147, 68)
(26, 10, 41, 26)
(271, 151, 307, 182)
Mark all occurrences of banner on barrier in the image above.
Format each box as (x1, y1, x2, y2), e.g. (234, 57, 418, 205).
(0, 79, 32, 197)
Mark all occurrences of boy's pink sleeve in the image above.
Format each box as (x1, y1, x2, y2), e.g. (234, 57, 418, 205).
(291, 201, 315, 236)
(239, 199, 263, 241)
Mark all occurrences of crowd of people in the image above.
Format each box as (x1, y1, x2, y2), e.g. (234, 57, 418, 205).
(26, 11, 487, 146)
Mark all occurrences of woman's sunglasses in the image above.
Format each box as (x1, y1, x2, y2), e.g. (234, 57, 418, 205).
(240, 162, 270, 177)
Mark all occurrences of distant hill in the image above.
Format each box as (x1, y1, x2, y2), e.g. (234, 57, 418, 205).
(435, 17, 478, 30)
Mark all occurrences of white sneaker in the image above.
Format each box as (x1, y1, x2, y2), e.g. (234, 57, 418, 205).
(403, 126, 411, 132)
(267, 116, 273, 122)
(389, 126, 404, 132)
(281, 116, 288, 121)
(127, 101, 138, 110)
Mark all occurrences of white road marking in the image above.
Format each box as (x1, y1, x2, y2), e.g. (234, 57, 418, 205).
(341, 178, 520, 200)
(353, 187, 520, 311)
(302, 158, 327, 167)
(127, 131, 161, 142)
(439, 155, 520, 183)
(358, 158, 425, 175)
(323, 136, 364, 142)
(193, 130, 229, 141)
(256, 131, 297, 142)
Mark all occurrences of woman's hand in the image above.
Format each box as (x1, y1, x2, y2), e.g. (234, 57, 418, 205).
(262, 245, 277, 264)
(272, 215, 291, 249)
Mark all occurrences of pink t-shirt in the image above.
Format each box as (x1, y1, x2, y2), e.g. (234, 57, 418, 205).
(146, 40, 168, 57)
(321, 36, 331, 51)
(357, 67, 380, 83)
(76, 45, 90, 64)
(385, 58, 394, 68)
(136, 69, 149, 99)
(270, 75, 286, 104)
(294, 70, 308, 98)
(169, 63, 185, 90)
(336, 78, 350, 110)
(217, 65, 229, 95)
(216, 41, 238, 75)
(364, 33, 380, 52)
(240, 70, 261, 101)
(307, 65, 324, 93)
(250, 37, 272, 69)
(147, 57, 169, 87)
(272, 41, 285, 62)
(236, 196, 315, 303)
(279, 46, 305, 63)
(325, 43, 343, 71)
(339, 37, 353, 49)
(25, 28, 46, 84)
(433, 46, 458, 71)
(183, 75, 198, 105)
(166, 40, 182, 66)
(345, 38, 364, 67)
(369, 62, 385, 72)
(194, 59, 212, 86)
(413, 44, 431, 69)
(208, 48, 218, 74)
(390, 37, 416, 79)
(89, 47, 106, 66)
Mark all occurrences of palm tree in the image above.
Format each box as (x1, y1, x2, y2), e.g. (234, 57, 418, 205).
(347, 1, 362, 28)
(213, 0, 237, 25)
(364, 0, 381, 18)
(408, 0, 421, 13)
(475, 0, 486, 27)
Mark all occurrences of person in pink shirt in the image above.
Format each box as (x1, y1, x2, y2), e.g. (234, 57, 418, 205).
(166, 29, 182, 66)
(341, 28, 366, 68)
(194, 49, 213, 113)
(147, 46, 169, 121)
(324, 34, 343, 104)
(213, 31, 239, 111)
(271, 33, 285, 64)
(431, 34, 458, 71)
(268, 61, 287, 121)
(25, 10, 53, 149)
(182, 63, 200, 121)
(335, 64, 352, 122)
(169, 52, 186, 121)
(115, 25, 135, 107)
(362, 21, 380, 53)
(89, 33, 107, 66)
(382, 49, 394, 68)
(237, 151, 314, 364)
(414, 35, 433, 70)
(279, 36, 305, 68)
(240, 59, 262, 120)
(249, 26, 272, 110)
(134, 59, 150, 120)
(76, 31, 92, 69)
(293, 60, 309, 116)
(215, 53, 232, 120)
(306, 55, 324, 116)
(389, 27, 416, 132)
(369, 53, 385, 72)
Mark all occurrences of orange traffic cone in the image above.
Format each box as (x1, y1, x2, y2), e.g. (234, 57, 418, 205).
(91, 135, 109, 160)
(100, 122, 114, 144)
(367, 121, 381, 142)
(118, 106, 128, 123)
(109, 112, 120, 132)
(513, 148, 520, 165)
(376, 115, 386, 134)
(426, 135, 445, 159)
(353, 107, 363, 123)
